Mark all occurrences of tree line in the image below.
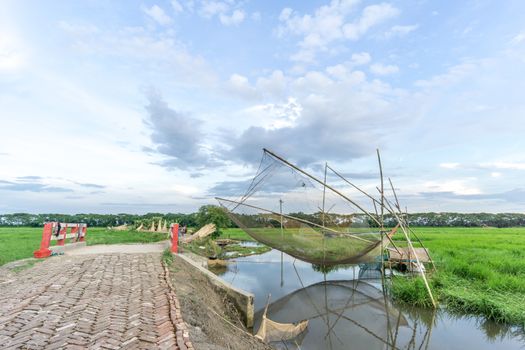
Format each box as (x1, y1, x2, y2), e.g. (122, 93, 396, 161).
(1, 209, 525, 228)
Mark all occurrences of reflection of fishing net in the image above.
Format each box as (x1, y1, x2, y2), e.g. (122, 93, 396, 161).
(256, 280, 408, 350)
(255, 296, 308, 343)
(217, 150, 388, 265)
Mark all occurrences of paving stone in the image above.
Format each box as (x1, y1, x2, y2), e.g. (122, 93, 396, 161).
(0, 253, 191, 349)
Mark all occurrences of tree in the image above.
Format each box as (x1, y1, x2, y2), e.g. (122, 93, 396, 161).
(195, 205, 232, 237)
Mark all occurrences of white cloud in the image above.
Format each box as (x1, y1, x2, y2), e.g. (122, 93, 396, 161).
(351, 52, 371, 65)
(414, 61, 478, 88)
(227, 70, 290, 101)
(370, 63, 399, 75)
(322, 53, 370, 79)
(255, 70, 288, 98)
(384, 24, 418, 38)
(279, 8, 293, 22)
(227, 73, 258, 100)
(196, 1, 247, 26)
(171, 0, 184, 13)
(440, 162, 460, 169)
(143, 5, 173, 26)
(241, 98, 303, 130)
(58, 21, 99, 35)
(422, 179, 481, 195)
(0, 31, 25, 72)
(490, 172, 502, 178)
(60, 22, 216, 86)
(510, 31, 525, 45)
(278, 1, 398, 62)
(343, 3, 400, 40)
(219, 9, 245, 26)
(200, 1, 229, 18)
(481, 162, 525, 170)
(326, 64, 347, 77)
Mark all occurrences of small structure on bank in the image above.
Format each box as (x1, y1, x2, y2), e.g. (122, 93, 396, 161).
(136, 219, 170, 233)
(183, 223, 216, 243)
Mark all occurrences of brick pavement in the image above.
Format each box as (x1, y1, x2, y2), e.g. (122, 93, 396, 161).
(0, 253, 191, 349)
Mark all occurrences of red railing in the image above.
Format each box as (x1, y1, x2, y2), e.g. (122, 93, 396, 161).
(34, 222, 87, 258)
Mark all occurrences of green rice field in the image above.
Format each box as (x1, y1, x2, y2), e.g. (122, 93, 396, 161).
(0, 227, 168, 266)
(391, 227, 525, 325)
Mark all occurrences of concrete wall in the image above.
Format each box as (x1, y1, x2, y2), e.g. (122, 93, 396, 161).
(174, 253, 255, 328)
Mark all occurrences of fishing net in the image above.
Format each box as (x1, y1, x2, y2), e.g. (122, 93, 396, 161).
(217, 150, 391, 266)
(255, 297, 308, 343)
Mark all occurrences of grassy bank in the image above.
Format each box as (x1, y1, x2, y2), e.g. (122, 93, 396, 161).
(182, 236, 271, 259)
(0, 227, 167, 266)
(391, 227, 525, 325)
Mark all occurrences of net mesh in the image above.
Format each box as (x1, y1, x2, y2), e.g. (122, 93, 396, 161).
(255, 299, 309, 343)
(255, 280, 410, 349)
(217, 150, 388, 265)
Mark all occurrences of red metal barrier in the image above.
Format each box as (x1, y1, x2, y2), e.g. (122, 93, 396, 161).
(33, 222, 88, 259)
(57, 225, 67, 246)
(79, 225, 87, 242)
(170, 223, 179, 253)
(33, 222, 53, 258)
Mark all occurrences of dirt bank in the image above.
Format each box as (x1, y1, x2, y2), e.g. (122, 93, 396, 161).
(169, 255, 272, 350)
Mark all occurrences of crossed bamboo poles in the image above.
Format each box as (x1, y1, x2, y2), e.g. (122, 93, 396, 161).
(218, 148, 437, 308)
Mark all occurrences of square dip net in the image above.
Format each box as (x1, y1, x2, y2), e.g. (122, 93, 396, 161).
(217, 149, 391, 266)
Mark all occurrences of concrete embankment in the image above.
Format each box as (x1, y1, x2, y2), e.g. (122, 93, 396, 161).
(175, 253, 255, 328)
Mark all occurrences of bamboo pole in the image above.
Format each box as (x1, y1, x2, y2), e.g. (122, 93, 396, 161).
(322, 162, 327, 228)
(377, 149, 384, 231)
(327, 164, 396, 217)
(322, 163, 328, 266)
(377, 149, 395, 345)
(263, 148, 382, 227)
(388, 177, 401, 212)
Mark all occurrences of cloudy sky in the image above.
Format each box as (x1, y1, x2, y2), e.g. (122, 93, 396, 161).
(1, 0, 525, 214)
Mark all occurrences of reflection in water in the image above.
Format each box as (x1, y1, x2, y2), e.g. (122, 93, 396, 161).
(210, 249, 525, 350)
(259, 280, 426, 350)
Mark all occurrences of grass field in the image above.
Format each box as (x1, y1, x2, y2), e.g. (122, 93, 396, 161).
(220, 226, 525, 325)
(391, 227, 525, 325)
(0, 227, 168, 266)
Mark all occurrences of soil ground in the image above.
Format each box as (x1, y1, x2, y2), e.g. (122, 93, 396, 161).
(169, 255, 272, 350)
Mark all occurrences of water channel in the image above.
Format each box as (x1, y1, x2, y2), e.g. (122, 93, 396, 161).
(210, 245, 525, 350)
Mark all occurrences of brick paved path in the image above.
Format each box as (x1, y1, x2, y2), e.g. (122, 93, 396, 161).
(0, 253, 180, 349)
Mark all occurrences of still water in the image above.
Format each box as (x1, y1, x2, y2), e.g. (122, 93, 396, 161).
(211, 247, 525, 350)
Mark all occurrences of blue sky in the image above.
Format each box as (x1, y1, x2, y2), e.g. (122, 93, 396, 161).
(1, 0, 525, 214)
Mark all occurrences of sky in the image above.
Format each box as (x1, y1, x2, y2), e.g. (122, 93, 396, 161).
(1, 0, 525, 214)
